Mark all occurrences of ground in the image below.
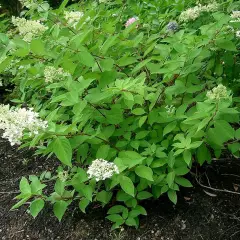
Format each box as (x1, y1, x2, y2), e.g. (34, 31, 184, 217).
(1, 137, 240, 240)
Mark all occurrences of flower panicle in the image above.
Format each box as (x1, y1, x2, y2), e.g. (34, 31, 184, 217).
(87, 159, 119, 182)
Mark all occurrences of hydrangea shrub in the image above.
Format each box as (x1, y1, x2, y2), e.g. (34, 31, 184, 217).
(0, 0, 240, 229)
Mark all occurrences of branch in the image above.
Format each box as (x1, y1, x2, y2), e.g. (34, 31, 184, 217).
(195, 176, 240, 195)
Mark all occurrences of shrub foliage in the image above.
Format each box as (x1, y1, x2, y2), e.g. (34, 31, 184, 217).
(0, 0, 240, 229)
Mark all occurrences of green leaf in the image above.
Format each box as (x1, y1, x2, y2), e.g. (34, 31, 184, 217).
(30, 39, 45, 55)
(197, 117, 211, 132)
(99, 70, 117, 88)
(53, 200, 68, 221)
(120, 176, 135, 197)
(79, 198, 90, 213)
(132, 108, 145, 115)
(0, 56, 14, 73)
(119, 151, 145, 168)
(20, 177, 31, 194)
(106, 214, 124, 223)
(228, 143, 240, 154)
(183, 150, 192, 166)
(116, 190, 132, 202)
(78, 51, 95, 67)
(167, 190, 177, 204)
(197, 144, 211, 165)
(125, 217, 138, 227)
(135, 131, 149, 140)
(235, 129, 240, 139)
(139, 116, 147, 127)
(106, 106, 124, 124)
(81, 185, 93, 202)
(174, 167, 190, 176)
(216, 39, 237, 51)
(132, 59, 151, 74)
(129, 205, 147, 217)
(137, 191, 153, 200)
(135, 165, 153, 181)
(207, 120, 235, 146)
(175, 177, 192, 187)
(166, 172, 175, 188)
(163, 121, 177, 136)
(96, 190, 112, 205)
(168, 151, 175, 168)
(96, 145, 110, 159)
(30, 199, 45, 218)
(30, 177, 46, 194)
(11, 196, 31, 210)
(53, 137, 72, 167)
(57, 0, 69, 12)
(117, 56, 137, 67)
(107, 205, 126, 214)
(101, 35, 118, 54)
(54, 179, 65, 196)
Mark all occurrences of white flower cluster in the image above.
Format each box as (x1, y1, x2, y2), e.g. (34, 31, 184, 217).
(12, 17, 48, 42)
(87, 159, 119, 182)
(179, 2, 219, 22)
(206, 84, 229, 101)
(44, 66, 70, 83)
(165, 105, 176, 115)
(230, 11, 240, 22)
(64, 11, 84, 28)
(0, 105, 48, 145)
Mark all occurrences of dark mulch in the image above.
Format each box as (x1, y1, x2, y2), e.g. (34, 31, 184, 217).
(0, 137, 240, 240)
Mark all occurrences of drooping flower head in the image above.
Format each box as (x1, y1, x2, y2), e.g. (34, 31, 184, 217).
(87, 159, 119, 181)
(125, 17, 139, 28)
(0, 105, 48, 145)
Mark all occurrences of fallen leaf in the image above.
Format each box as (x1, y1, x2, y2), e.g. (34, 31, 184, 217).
(233, 184, 239, 192)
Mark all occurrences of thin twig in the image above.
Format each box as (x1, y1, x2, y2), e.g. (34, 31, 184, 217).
(195, 177, 240, 195)
(221, 174, 240, 178)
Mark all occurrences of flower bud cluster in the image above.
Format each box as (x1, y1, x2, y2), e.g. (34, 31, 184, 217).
(206, 84, 229, 101)
(58, 171, 69, 182)
(0, 105, 48, 145)
(87, 159, 119, 182)
(44, 66, 70, 83)
(12, 17, 48, 42)
(179, 2, 219, 22)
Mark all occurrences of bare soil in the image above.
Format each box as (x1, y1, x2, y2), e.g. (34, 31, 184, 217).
(1, 137, 240, 240)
